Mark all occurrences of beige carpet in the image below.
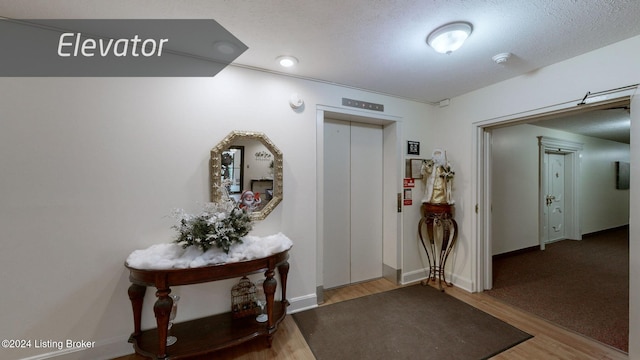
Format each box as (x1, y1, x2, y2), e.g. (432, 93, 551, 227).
(293, 284, 531, 360)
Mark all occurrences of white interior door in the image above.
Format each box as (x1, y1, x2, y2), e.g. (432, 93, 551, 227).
(323, 119, 383, 288)
(545, 152, 566, 243)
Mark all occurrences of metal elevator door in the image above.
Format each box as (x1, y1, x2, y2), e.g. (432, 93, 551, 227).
(323, 119, 383, 289)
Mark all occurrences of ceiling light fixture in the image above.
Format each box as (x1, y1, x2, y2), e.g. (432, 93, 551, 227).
(427, 22, 473, 54)
(277, 55, 298, 68)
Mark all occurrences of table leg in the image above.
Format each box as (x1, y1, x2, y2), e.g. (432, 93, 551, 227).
(440, 219, 458, 287)
(440, 219, 451, 286)
(426, 217, 438, 283)
(418, 217, 432, 270)
(278, 261, 290, 305)
(263, 269, 277, 347)
(127, 284, 146, 340)
(153, 287, 173, 360)
(419, 216, 437, 286)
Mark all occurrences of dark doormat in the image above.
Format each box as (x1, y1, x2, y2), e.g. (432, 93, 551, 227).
(293, 285, 532, 360)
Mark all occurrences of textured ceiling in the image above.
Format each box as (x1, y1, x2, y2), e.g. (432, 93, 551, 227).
(2, 0, 640, 103)
(1, 0, 637, 142)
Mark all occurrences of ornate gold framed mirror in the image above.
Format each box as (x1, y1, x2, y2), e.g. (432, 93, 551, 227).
(210, 131, 283, 220)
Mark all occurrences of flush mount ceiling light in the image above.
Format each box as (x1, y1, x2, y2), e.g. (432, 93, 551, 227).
(276, 55, 298, 68)
(427, 22, 473, 54)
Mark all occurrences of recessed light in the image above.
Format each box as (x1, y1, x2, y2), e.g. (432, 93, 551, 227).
(277, 55, 298, 68)
(214, 41, 237, 55)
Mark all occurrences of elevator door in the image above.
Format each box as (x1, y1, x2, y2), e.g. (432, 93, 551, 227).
(323, 119, 383, 289)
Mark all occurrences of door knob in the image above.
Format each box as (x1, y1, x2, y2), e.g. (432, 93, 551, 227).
(545, 195, 555, 206)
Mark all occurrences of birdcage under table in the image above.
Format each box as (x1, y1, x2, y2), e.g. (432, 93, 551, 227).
(231, 276, 259, 319)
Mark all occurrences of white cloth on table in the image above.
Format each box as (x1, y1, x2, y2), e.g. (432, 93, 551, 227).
(126, 232, 293, 270)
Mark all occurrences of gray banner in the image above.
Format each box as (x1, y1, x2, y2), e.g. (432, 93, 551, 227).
(0, 19, 247, 76)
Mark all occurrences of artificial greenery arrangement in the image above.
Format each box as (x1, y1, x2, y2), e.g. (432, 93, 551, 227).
(172, 198, 253, 254)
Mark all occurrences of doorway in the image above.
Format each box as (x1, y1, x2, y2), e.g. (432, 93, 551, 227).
(538, 136, 583, 250)
(474, 87, 635, 291)
(323, 119, 383, 289)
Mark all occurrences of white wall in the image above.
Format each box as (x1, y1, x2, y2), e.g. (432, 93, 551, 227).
(579, 137, 631, 233)
(435, 34, 640, 358)
(0, 67, 433, 359)
(491, 124, 630, 255)
(400, 112, 443, 284)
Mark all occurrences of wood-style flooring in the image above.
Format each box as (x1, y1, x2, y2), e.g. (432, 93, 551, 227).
(114, 278, 628, 359)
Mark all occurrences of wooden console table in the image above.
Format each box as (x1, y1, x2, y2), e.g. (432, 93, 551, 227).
(418, 203, 457, 290)
(125, 247, 290, 360)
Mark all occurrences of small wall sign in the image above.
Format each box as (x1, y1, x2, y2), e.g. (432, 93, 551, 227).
(403, 188, 413, 206)
(407, 141, 420, 155)
(403, 178, 415, 188)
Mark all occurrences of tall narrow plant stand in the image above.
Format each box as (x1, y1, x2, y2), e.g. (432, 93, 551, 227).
(418, 203, 458, 290)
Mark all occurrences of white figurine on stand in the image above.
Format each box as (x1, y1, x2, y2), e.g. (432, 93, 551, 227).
(421, 149, 455, 205)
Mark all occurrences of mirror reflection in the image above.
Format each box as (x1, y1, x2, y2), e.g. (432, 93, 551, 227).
(211, 131, 282, 220)
(222, 146, 244, 194)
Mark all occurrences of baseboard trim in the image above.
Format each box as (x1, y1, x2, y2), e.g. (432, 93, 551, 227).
(287, 293, 318, 314)
(582, 224, 629, 238)
(401, 268, 473, 292)
(401, 268, 428, 284)
(493, 245, 539, 259)
(383, 263, 401, 284)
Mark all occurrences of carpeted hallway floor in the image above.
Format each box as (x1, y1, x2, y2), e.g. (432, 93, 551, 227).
(486, 226, 629, 352)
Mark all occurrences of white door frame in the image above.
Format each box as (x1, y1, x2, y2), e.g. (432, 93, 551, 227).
(316, 105, 402, 300)
(538, 136, 583, 250)
(473, 87, 635, 291)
